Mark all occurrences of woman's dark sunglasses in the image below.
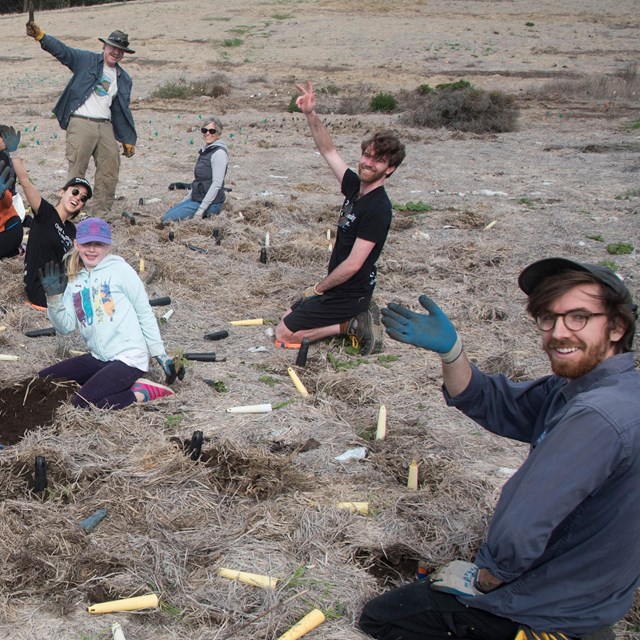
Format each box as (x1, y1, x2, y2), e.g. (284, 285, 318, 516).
(201, 127, 217, 135)
(71, 188, 89, 203)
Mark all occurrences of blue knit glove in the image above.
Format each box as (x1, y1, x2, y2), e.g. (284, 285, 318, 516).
(0, 159, 15, 193)
(381, 295, 463, 363)
(430, 561, 481, 597)
(0, 126, 20, 153)
(38, 261, 67, 297)
(155, 354, 185, 385)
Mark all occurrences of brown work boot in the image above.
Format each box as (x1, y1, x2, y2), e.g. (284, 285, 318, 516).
(346, 301, 383, 355)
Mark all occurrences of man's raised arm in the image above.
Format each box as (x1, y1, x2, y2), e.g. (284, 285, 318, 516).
(295, 80, 348, 184)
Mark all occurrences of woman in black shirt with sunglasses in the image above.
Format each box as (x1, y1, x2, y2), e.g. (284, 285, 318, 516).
(13, 157, 92, 309)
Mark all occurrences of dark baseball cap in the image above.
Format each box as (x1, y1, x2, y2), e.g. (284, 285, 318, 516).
(519, 257, 633, 303)
(63, 177, 93, 199)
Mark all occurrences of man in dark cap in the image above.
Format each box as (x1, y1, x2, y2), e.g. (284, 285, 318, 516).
(359, 258, 639, 640)
(26, 21, 137, 217)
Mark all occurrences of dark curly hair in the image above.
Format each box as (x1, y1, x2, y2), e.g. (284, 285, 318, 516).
(360, 130, 406, 174)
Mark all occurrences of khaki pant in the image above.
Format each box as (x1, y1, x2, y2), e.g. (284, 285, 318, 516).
(66, 117, 120, 215)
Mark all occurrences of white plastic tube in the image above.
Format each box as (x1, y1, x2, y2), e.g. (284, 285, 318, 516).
(226, 404, 273, 414)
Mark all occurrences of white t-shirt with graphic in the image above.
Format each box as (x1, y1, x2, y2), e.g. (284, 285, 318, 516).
(75, 64, 118, 120)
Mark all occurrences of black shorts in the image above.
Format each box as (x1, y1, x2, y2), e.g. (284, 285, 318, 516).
(283, 292, 371, 333)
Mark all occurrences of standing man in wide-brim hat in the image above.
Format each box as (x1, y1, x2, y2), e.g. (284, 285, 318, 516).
(26, 20, 137, 218)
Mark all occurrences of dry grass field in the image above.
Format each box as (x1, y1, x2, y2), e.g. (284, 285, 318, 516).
(1, 0, 639, 638)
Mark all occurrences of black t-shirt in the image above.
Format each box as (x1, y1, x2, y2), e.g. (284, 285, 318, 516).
(328, 168, 392, 297)
(23, 199, 76, 307)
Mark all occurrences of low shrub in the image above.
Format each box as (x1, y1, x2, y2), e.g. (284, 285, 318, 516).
(371, 92, 397, 112)
(401, 81, 519, 133)
(151, 74, 231, 100)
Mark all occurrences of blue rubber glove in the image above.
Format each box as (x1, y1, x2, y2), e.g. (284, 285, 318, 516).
(381, 295, 463, 363)
(0, 159, 15, 194)
(38, 261, 67, 297)
(0, 126, 21, 153)
(155, 354, 185, 385)
(430, 561, 481, 597)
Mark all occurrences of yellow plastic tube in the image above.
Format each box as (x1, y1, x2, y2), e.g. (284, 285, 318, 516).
(218, 567, 278, 589)
(230, 318, 264, 326)
(87, 593, 159, 614)
(277, 608, 325, 640)
(407, 460, 419, 491)
(336, 501, 369, 515)
(287, 367, 309, 398)
(375, 404, 387, 440)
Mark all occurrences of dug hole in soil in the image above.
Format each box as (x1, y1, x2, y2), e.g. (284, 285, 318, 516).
(0, 377, 75, 446)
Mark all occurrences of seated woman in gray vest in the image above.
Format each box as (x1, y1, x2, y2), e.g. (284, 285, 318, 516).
(161, 116, 228, 222)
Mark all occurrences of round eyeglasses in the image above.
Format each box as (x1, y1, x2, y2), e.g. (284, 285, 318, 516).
(535, 310, 607, 332)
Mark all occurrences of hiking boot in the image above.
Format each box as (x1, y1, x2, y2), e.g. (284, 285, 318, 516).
(132, 378, 175, 403)
(347, 301, 383, 355)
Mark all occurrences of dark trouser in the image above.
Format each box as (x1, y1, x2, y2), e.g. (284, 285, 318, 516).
(39, 353, 143, 410)
(359, 581, 519, 640)
(0, 216, 23, 259)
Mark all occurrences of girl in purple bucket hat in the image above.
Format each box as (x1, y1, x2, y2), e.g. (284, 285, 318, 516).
(36, 217, 184, 408)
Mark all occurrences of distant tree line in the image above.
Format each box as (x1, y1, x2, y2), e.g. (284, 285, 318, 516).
(1, 0, 132, 15)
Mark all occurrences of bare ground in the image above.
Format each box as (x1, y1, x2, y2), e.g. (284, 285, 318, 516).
(1, 0, 639, 638)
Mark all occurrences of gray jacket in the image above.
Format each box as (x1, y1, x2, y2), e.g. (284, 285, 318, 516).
(446, 353, 640, 634)
(40, 34, 137, 145)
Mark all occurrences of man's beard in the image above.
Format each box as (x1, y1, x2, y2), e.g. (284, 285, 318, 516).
(358, 163, 387, 184)
(544, 337, 611, 379)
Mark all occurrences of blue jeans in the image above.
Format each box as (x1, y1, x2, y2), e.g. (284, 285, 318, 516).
(161, 197, 223, 222)
(39, 353, 144, 409)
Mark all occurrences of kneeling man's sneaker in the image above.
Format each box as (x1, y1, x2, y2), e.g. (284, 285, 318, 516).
(132, 378, 175, 402)
(347, 301, 383, 356)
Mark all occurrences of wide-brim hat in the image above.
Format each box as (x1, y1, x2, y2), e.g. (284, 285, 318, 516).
(98, 30, 135, 54)
(519, 257, 633, 304)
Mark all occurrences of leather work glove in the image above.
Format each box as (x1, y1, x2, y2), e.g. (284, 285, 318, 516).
(122, 144, 135, 158)
(26, 20, 45, 41)
(38, 261, 68, 297)
(0, 160, 16, 194)
(155, 354, 186, 385)
(382, 294, 463, 363)
(515, 627, 570, 640)
(0, 126, 20, 153)
(302, 283, 322, 301)
(429, 561, 481, 597)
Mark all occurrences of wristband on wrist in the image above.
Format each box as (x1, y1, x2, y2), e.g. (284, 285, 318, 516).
(440, 335, 463, 364)
(313, 283, 322, 296)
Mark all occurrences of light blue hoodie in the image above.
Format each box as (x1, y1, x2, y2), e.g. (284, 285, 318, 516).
(47, 254, 164, 366)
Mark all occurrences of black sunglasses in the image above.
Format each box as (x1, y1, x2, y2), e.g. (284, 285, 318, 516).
(71, 188, 89, 203)
(201, 127, 218, 135)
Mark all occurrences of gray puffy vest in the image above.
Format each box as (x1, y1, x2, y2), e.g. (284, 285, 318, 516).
(191, 145, 227, 204)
